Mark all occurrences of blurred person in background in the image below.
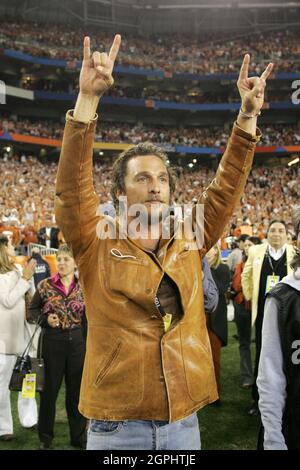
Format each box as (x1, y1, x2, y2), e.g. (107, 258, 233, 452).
(227, 234, 248, 277)
(242, 220, 295, 416)
(257, 207, 300, 449)
(37, 216, 59, 249)
(206, 244, 231, 404)
(28, 244, 87, 450)
(0, 235, 37, 441)
(232, 236, 261, 388)
(27, 247, 51, 290)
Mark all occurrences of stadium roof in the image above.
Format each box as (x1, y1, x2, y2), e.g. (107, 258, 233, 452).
(0, 0, 300, 33)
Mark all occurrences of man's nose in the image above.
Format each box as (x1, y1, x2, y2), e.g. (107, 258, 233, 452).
(149, 179, 160, 193)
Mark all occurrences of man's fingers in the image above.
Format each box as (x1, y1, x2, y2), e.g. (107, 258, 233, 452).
(249, 77, 266, 99)
(260, 62, 274, 81)
(92, 51, 101, 68)
(238, 54, 250, 82)
(83, 36, 91, 61)
(95, 66, 113, 84)
(108, 34, 121, 63)
(100, 52, 108, 67)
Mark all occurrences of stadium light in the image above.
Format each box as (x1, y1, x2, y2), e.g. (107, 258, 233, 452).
(288, 157, 300, 167)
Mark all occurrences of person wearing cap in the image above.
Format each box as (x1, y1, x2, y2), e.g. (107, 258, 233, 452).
(257, 207, 300, 449)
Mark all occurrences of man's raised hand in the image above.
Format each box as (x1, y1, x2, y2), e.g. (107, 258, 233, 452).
(237, 54, 273, 116)
(79, 35, 121, 97)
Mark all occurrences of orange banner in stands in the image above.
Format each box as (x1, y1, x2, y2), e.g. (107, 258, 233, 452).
(12, 133, 61, 147)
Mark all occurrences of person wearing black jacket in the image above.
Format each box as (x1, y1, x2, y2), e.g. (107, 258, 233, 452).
(28, 245, 87, 450)
(257, 207, 300, 449)
(206, 244, 231, 403)
(37, 218, 59, 249)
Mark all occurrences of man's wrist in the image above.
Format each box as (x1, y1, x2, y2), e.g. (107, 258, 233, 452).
(239, 107, 261, 119)
(237, 107, 258, 136)
(74, 92, 102, 123)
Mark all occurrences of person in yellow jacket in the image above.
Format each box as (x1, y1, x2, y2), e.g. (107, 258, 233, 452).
(241, 220, 295, 415)
(55, 34, 273, 450)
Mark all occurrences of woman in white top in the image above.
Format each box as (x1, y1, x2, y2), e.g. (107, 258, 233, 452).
(0, 234, 37, 441)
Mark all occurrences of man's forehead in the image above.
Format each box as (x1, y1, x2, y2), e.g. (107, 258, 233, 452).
(269, 223, 286, 230)
(126, 155, 167, 175)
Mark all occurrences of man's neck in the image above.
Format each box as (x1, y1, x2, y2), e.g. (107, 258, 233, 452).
(268, 243, 286, 255)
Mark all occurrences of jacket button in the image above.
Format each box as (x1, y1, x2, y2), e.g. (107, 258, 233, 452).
(146, 288, 153, 294)
(150, 315, 157, 319)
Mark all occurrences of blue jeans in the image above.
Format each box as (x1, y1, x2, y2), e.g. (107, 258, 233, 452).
(87, 412, 201, 450)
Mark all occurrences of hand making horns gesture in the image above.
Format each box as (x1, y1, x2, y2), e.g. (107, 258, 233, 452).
(237, 54, 274, 116)
(79, 34, 121, 97)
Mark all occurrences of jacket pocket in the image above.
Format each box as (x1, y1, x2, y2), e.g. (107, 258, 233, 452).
(95, 341, 122, 386)
(89, 328, 144, 409)
(180, 325, 215, 403)
(105, 254, 149, 301)
(89, 419, 126, 435)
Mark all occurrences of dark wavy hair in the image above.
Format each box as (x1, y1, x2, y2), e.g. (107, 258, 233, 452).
(110, 142, 176, 209)
(292, 206, 300, 237)
(290, 250, 300, 271)
(290, 207, 300, 273)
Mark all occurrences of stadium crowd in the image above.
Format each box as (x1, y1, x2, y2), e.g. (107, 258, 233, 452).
(18, 77, 292, 105)
(0, 22, 299, 74)
(0, 154, 299, 252)
(1, 116, 300, 147)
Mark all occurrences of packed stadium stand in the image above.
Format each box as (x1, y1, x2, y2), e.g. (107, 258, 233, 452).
(0, 0, 300, 250)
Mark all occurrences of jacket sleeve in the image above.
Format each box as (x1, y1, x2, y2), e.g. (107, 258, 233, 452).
(195, 123, 260, 253)
(257, 297, 288, 450)
(55, 111, 100, 262)
(202, 256, 219, 314)
(241, 247, 254, 301)
(0, 272, 30, 309)
(27, 288, 47, 327)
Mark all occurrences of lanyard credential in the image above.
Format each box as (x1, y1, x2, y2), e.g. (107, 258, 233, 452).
(154, 296, 172, 332)
(266, 248, 284, 275)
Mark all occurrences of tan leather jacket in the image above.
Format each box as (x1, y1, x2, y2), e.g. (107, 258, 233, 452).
(55, 112, 260, 422)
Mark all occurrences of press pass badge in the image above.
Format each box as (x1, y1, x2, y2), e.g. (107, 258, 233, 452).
(265, 275, 280, 294)
(21, 373, 36, 399)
